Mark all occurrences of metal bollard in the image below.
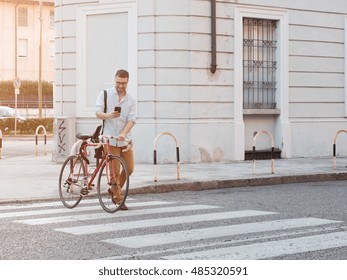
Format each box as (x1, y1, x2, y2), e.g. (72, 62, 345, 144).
(332, 129, 347, 170)
(153, 132, 180, 182)
(252, 130, 275, 175)
(35, 125, 47, 156)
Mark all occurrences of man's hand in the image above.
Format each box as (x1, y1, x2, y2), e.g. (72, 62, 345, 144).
(108, 111, 121, 119)
(117, 134, 126, 141)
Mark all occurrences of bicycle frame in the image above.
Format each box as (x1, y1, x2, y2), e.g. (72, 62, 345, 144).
(79, 139, 112, 191)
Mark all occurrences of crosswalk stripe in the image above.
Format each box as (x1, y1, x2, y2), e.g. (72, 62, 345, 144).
(0, 201, 71, 211)
(15, 204, 220, 225)
(103, 217, 341, 248)
(55, 210, 276, 235)
(164, 231, 347, 260)
(0, 198, 136, 211)
(0, 201, 173, 219)
(99, 225, 341, 260)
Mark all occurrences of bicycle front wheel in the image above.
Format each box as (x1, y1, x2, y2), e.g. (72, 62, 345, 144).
(59, 155, 85, 208)
(97, 155, 129, 213)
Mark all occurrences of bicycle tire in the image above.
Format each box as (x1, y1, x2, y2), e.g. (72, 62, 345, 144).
(97, 155, 129, 213)
(59, 155, 85, 208)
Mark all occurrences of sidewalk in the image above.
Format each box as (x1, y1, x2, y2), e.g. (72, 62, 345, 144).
(1, 151, 347, 204)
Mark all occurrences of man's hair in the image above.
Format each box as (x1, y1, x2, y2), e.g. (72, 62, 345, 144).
(115, 69, 129, 79)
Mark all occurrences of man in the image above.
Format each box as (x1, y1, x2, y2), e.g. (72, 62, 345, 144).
(96, 69, 137, 210)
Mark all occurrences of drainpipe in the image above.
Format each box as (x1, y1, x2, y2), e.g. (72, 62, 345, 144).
(210, 0, 217, 74)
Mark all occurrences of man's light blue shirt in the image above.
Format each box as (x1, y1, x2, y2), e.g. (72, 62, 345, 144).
(96, 87, 137, 147)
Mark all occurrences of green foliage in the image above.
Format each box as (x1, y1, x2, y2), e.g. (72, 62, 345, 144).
(0, 80, 53, 100)
(0, 118, 53, 135)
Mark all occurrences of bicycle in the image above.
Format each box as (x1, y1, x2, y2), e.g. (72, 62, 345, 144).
(58, 133, 131, 213)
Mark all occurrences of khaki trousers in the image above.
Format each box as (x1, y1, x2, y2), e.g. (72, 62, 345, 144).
(108, 145, 134, 204)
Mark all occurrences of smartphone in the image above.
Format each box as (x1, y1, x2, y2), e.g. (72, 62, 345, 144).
(114, 106, 121, 113)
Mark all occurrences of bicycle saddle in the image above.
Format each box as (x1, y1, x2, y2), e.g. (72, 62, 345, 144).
(76, 133, 91, 140)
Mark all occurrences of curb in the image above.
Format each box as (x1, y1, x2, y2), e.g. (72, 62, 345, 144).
(1, 172, 346, 205)
(129, 172, 347, 194)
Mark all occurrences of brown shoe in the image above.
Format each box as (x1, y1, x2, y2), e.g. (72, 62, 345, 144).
(107, 188, 117, 205)
(120, 203, 128, 210)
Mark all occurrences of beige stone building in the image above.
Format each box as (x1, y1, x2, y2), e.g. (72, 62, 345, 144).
(54, 0, 347, 164)
(0, 0, 55, 82)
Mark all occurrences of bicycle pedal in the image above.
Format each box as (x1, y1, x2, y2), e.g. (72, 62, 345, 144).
(80, 188, 89, 195)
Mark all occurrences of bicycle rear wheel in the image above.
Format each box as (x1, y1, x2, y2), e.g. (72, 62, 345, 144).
(97, 155, 129, 213)
(59, 155, 85, 208)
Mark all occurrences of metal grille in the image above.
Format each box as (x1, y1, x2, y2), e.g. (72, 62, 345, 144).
(243, 18, 277, 109)
(18, 7, 28, 27)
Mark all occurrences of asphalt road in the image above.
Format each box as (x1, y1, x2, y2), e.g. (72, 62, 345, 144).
(0, 181, 346, 260)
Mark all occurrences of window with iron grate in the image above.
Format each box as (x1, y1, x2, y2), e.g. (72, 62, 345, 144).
(243, 18, 277, 109)
(18, 7, 28, 27)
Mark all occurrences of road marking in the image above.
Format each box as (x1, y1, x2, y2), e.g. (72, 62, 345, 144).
(0, 197, 136, 211)
(103, 217, 341, 248)
(0, 201, 173, 219)
(15, 204, 220, 225)
(98, 225, 341, 260)
(164, 231, 347, 260)
(0, 199, 101, 211)
(55, 210, 276, 235)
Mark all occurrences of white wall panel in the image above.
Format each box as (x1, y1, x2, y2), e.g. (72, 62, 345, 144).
(289, 25, 343, 43)
(75, 1, 137, 116)
(60, 21, 76, 37)
(191, 102, 234, 119)
(289, 56, 344, 73)
(155, 68, 191, 85)
(155, 16, 190, 33)
(289, 72, 344, 88)
(290, 41, 343, 57)
(290, 10, 344, 28)
(137, 0, 154, 16)
(56, 5, 77, 21)
(291, 121, 347, 157)
(155, 51, 190, 68)
(138, 50, 154, 67)
(137, 68, 155, 85)
(86, 12, 128, 108)
(138, 33, 154, 50)
(190, 86, 233, 102)
(62, 69, 76, 85)
(138, 16, 154, 33)
(155, 102, 190, 119)
(156, 34, 190, 50)
(154, 0, 190, 15)
(289, 88, 343, 103)
(290, 103, 344, 118)
(137, 101, 155, 119)
(156, 86, 190, 102)
(190, 0, 209, 17)
(60, 37, 76, 53)
(137, 85, 155, 101)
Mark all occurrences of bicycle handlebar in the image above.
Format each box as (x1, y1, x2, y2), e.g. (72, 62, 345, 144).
(98, 135, 131, 143)
(95, 135, 133, 152)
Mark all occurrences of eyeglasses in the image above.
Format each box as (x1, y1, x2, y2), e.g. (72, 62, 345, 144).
(115, 80, 128, 86)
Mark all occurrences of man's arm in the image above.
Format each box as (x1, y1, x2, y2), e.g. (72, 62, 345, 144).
(96, 111, 120, 120)
(118, 121, 135, 140)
